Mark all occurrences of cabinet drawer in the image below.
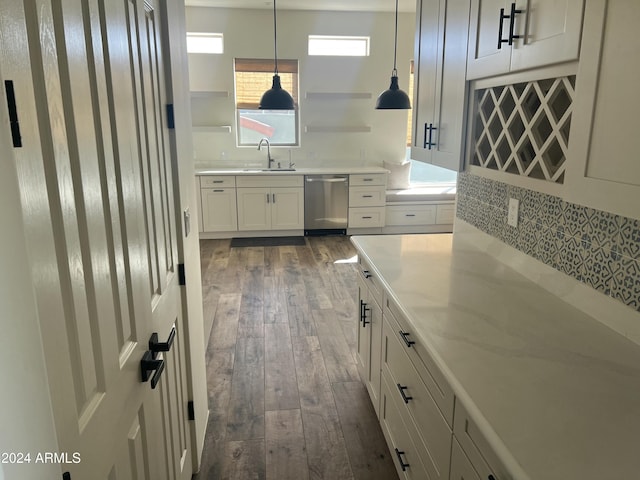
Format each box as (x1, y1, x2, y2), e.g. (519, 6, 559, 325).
(450, 438, 481, 480)
(386, 205, 436, 226)
(200, 175, 236, 188)
(236, 174, 303, 188)
(453, 401, 507, 480)
(358, 257, 384, 300)
(380, 371, 432, 480)
(349, 186, 386, 207)
(383, 317, 451, 480)
(348, 207, 385, 228)
(436, 203, 455, 224)
(384, 295, 454, 425)
(350, 173, 387, 186)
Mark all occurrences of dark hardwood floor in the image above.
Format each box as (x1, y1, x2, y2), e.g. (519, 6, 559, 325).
(195, 236, 398, 480)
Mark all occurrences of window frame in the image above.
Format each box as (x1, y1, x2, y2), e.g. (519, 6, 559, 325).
(186, 32, 224, 54)
(234, 58, 300, 147)
(308, 35, 370, 57)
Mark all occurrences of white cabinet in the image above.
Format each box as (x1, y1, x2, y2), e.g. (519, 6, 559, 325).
(236, 175, 304, 231)
(411, 0, 470, 172)
(450, 440, 481, 480)
(348, 174, 387, 229)
(199, 175, 238, 232)
(453, 401, 508, 480)
(201, 188, 238, 232)
(381, 310, 452, 480)
(564, 0, 640, 220)
(466, 0, 585, 80)
(356, 257, 384, 417)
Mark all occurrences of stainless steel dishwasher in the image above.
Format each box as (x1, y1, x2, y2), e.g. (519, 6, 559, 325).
(304, 174, 349, 235)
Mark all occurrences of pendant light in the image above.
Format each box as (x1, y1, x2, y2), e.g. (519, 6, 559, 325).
(259, 0, 295, 110)
(375, 0, 411, 110)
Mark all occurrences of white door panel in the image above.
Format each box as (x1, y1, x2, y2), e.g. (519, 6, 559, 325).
(0, 0, 191, 478)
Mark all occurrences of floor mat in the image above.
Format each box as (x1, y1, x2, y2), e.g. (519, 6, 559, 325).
(230, 236, 306, 247)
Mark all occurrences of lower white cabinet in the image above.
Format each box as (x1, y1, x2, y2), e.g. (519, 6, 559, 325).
(349, 173, 387, 229)
(200, 188, 238, 232)
(356, 257, 384, 417)
(382, 305, 452, 480)
(380, 371, 432, 480)
(450, 439, 481, 480)
(236, 187, 304, 231)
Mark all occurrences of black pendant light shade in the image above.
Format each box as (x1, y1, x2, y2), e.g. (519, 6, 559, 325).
(260, 74, 295, 110)
(376, 0, 411, 110)
(259, 0, 295, 110)
(376, 74, 411, 109)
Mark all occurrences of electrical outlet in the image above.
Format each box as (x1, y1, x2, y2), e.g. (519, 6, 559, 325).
(508, 198, 519, 227)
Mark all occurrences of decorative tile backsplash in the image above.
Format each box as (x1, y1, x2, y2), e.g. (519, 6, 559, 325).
(456, 172, 640, 312)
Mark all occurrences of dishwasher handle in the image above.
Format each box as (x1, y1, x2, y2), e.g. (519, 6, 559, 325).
(305, 177, 348, 183)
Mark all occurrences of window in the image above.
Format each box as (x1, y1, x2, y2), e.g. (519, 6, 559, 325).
(234, 58, 299, 146)
(308, 35, 370, 56)
(186, 32, 223, 54)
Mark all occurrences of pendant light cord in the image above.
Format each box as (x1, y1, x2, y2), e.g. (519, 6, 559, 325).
(273, 0, 279, 75)
(392, 0, 399, 76)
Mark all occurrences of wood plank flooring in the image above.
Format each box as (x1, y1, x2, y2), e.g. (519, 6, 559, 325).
(195, 236, 398, 480)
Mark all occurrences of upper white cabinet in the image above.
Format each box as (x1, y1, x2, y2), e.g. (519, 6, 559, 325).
(564, 0, 640, 220)
(466, 0, 585, 80)
(411, 0, 470, 172)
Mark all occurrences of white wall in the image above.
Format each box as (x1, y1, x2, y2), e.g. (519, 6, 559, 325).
(186, 7, 415, 168)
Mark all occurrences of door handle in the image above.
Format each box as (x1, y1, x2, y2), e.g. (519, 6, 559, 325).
(498, 3, 523, 49)
(140, 350, 165, 389)
(397, 383, 413, 404)
(272, 193, 276, 203)
(149, 326, 176, 357)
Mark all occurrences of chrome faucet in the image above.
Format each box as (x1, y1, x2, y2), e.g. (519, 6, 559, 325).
(258, 138, 275, 169)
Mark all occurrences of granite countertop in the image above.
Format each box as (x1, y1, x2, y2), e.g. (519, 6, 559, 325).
(351, 233, 640, 480)
(195, 166, 389, 175)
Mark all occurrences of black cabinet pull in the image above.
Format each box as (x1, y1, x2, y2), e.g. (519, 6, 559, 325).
(488, 475, 497, 480)
(498, 3, 523, 49)
(424, 123, 436, 149)
(405, 214, 416, 217)
(362, 216, 372, 219)
(140, 350, 165, 389)
(362, 269, 372, 279)
(394, 448, 410, 471)
(213, 189, 224, 192)
(4, 80, 22, 147)
(399, 330, 415, 348)
(362, 195, 373, 198)
(397, 383, 413, 404)
(361, 300, 371, 326)
(149, 327, 176, 355)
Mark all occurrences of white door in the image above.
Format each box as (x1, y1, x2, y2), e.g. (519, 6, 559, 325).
(237, 187, 271, 230)
(0, 0, 191, 478)
(467, 0, 513, 79)
(271, 187, 304, 230)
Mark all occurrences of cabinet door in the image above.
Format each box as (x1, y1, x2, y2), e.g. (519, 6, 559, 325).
(510, 0, 584, 72)
(466, 0, 512, 79)
(237, 187, 270, 231)
(271, 187, 304, 230)
(565, 0, 640, 220)
(431, 0, 471, 171)
(356, 274, 371, 387)
(450, 440, 481, 480)
(201, 188, 238, 232)
(411, 0, 441, 162)
(368, 295, 383, 417)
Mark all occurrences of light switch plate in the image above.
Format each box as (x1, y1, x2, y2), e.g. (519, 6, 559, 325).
(508, 198, 519, 227)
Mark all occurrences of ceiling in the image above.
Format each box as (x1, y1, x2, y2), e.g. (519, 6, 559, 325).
(184, 0, 417, 13)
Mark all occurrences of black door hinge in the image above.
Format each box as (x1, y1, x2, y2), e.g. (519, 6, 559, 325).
(187, 400, 195, 421)
(166, 104, 175, 129)
(178, 263, 185, 285)
(4, 80, 22, 147)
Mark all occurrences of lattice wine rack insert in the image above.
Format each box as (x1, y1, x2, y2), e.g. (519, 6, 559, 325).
(471, 76, 575, 184)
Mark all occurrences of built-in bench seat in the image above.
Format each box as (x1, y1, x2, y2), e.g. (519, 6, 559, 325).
(383, 185, 456, 234)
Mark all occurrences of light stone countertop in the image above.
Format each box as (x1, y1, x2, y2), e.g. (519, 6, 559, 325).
(351, 233, 640, 480)
(195, 166, 389, 175)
